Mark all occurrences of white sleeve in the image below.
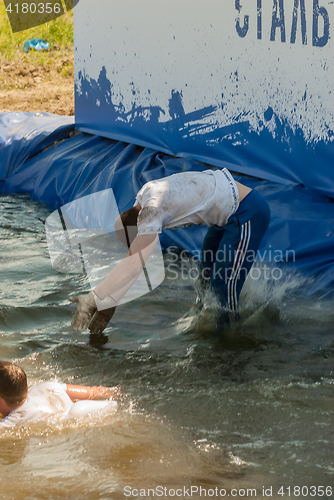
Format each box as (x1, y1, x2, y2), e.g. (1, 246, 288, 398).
(137, 205, 163, 235)
(30, 381, 67, 394)
(0, 406, 26, 428)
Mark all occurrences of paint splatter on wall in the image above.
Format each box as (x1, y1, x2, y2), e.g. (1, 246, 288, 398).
(74, 0, 333, 195)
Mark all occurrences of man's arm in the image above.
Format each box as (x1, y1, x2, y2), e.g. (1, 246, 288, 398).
(70, 232, 158, 332)
(66, 384, 121, 401)
(93, 232, 158, 304)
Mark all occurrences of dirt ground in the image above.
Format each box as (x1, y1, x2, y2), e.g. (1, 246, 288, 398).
(0, 49, 74, 116)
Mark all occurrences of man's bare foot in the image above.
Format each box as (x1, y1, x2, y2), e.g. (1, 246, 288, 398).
(69, 291, 97, 331)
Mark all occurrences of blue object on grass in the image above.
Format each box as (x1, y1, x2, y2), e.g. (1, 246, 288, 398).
(24, 38, 49, 53)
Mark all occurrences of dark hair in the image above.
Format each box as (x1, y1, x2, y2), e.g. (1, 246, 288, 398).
(0, 361, 28, 408)
(114, 207, 139, 248)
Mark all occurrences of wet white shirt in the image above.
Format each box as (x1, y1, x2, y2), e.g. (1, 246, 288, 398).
(135, 168, 239, 235)
(0, 382, 116, 428)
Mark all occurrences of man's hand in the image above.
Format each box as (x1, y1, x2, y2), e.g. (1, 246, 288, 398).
(69, 291, 97, 331)
(88, 307, 116, 334)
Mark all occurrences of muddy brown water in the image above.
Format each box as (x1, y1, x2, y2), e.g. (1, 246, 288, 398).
(0, 194, 333, 500)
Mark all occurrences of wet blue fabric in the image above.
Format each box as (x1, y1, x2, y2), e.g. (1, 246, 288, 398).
(0, 113, 333, 299)
(76, 72, 334, 199)
(0, 112, 74, 188)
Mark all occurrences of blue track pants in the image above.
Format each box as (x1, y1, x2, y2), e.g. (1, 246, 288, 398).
(199, 189, 271, 319)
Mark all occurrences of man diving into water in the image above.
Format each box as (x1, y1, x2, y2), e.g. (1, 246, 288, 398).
(70, 168, 270, 335)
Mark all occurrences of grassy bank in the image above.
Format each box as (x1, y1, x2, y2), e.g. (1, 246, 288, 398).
(0, 1, 73, 60)
(0, 2, 74, 115)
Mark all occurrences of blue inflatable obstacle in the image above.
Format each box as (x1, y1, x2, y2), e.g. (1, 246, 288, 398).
(0, 112, 74, 188)
(0, 112, 333, 299)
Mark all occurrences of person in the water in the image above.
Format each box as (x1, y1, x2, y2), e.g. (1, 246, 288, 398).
(70, 168, 270, 335)
(0, 361, 120, 428)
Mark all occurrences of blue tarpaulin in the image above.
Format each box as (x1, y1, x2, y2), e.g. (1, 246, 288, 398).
(0, 112, 333, 299)
(76, 72, 334, 200)
(0, 112, 74, 187)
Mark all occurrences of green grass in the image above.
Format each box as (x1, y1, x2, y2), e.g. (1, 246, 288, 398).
(0, 1, 73, 61)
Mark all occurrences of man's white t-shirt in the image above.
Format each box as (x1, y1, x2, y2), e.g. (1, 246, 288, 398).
(0, 382, 71, 427)
(0, 382, 116, 428)
(135, 168, 239, 235)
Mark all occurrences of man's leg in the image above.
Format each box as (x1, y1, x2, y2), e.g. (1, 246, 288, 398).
(211, 191, 271, 324)
(210, 217, 243, 322)
(196, 225, 226, 307)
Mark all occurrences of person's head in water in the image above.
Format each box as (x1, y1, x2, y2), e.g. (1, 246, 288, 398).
(114, 205, 140, 248)
(0, 361, 28, 417)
